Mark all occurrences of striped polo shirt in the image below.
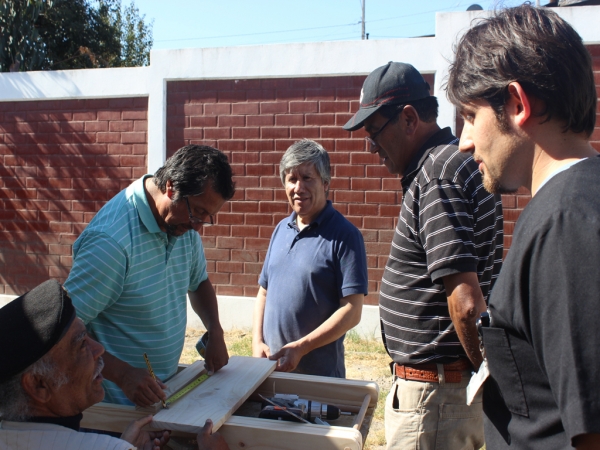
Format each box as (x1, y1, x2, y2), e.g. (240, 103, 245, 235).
(380, 127, 503, 365)
(64, 175, 207, 404)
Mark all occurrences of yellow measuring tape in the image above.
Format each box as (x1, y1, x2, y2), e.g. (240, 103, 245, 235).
(165, 373, 210, 407)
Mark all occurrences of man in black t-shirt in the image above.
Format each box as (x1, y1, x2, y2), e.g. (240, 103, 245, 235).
(447, 5, 600, 449)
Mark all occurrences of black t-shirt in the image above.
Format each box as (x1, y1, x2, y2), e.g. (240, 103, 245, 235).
(482, 155, 600, 449)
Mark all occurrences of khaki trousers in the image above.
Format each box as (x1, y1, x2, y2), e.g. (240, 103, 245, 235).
(385, 368, 484, 450)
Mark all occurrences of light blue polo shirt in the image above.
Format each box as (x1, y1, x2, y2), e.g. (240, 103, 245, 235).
(64, 175, 207, 404)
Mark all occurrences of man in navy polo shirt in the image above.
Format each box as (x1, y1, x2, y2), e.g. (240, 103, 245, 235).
(252, 139, 369, 377)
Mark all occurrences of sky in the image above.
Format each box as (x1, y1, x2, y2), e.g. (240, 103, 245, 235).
(133, 0, 535, 51)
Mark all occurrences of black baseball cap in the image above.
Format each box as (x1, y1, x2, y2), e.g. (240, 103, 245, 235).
(0, 279, 76, 382)
(343, 62, 431, 131)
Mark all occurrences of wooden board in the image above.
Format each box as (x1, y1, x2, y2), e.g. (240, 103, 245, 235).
(151, 356, 276, 434)
(164, 360, 207, 397)
(221, 416, 363, 450)
(138, 361, 208, 414)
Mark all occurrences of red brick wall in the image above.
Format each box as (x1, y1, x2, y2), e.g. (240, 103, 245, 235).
(167, 74, 435, 304)
(1, 43, 598, 301)
(0, 98, 148, 295)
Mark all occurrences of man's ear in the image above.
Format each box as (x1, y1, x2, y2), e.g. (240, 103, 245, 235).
(165, 180, 174, 199)
(506, 82, 532, 127)
(21, 372, 53, 405)
(401, 105, 420, 135)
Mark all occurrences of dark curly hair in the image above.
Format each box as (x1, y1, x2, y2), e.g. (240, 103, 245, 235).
(154, 145, 235, 201)
(447, 3, 596, 137)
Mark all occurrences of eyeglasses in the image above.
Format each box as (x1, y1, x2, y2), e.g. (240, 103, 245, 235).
(184, 197, 214, 226)
(364, 105, 405, 151)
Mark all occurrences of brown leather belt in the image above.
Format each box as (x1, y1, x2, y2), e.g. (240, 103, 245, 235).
(394, 359, 472, 384)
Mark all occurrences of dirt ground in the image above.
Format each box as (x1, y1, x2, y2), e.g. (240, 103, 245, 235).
(180, 328, 391, 450)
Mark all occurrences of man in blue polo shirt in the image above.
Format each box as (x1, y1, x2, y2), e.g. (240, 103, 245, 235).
(65, 145, 235, 407)
(252, 139, 369, 377)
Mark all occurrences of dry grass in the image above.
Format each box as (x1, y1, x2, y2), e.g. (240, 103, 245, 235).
(180, 328, 390, 450)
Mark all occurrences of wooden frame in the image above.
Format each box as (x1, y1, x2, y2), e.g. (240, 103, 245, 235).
(82, 371, 379, 450)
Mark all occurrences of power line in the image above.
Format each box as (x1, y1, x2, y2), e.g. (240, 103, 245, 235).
(211, 27, 363, 47)
(155, 1, 492, 47)
(155, 21, 360, 43)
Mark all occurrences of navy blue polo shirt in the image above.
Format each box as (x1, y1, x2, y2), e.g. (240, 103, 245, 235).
(259, 201, 368, 377)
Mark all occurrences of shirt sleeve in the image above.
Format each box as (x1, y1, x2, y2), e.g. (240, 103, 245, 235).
(259, 223, 282, 290)
(64, 231, 127, 325)
(188, 232, 208, 292)
(528, 209, 600, 440)
(417, 177, 479, 282)
(336, 225, 369, 298)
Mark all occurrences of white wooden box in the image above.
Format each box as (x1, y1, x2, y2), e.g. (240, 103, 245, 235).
(82, 356, 379, 450)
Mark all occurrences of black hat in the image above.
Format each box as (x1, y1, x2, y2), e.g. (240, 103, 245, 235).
(0, 279, 76, 382)
(343, 62, 431, 131)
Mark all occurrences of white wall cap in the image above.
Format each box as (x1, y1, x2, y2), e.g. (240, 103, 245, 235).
(149, 38, 437, 81)
(0, 66, 149, 101)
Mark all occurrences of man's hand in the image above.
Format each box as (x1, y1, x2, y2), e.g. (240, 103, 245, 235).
(252, 340, 271, 359)
(120, 366, 168, 407)
(203, 330, 229, 375)
(121, 415, 170, 450)
(269, 341, 305, 372)
(266, 293, 364, 373)
(101, 352, 168, 407)
(188, 280, 229, 374)
(196, 419, 230, 450)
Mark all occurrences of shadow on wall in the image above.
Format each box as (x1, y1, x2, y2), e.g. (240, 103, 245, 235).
(0, 97, 148, 295)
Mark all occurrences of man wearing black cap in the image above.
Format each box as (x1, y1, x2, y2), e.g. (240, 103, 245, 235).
(343, 62, 504, 449)
(0, 279, 229, 450)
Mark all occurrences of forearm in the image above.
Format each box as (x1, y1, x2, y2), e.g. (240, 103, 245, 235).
(189, 278, 229, 373)
(444, 272, 487, 369)
(291, 293, 363, 356)
(252, 287, 267, 345)
(189, 279, 223, 337)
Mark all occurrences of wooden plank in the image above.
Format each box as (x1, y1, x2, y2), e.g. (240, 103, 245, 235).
(255, 372, 379, 408)
(82, 403, 148, 434)
(164, 360, 207, 397)
(352, 395, 371, 430)
(151, 356, 276, 434)
(138, 361, 208, 414)
(83, 402, 366, 449)
(82, 402, 202, 438)
(221, 416, 363, 450)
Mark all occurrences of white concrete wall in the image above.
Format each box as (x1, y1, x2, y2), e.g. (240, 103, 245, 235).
(1, 6, 599, 340)
(0, 293, 382, 340)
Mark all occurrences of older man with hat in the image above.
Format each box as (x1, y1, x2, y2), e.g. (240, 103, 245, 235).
(0, 279, 228, 450)
(343, 62, 504, 449)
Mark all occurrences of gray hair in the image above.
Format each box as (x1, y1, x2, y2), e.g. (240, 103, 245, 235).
(0, 352, 69, 421)
(279, 139, 331, 188)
